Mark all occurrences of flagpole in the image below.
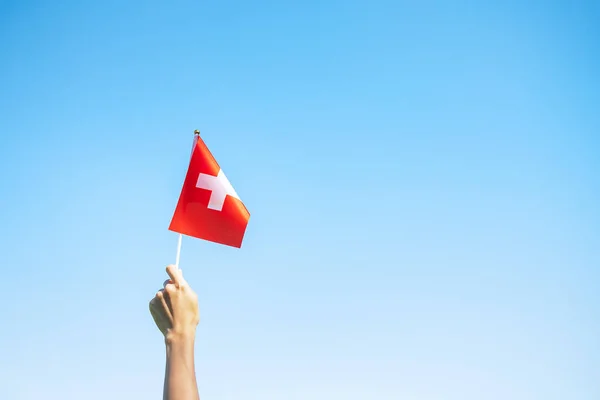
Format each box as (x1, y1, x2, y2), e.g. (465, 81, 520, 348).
(174, 130, 199, 270)
(175, 233, 182, 269)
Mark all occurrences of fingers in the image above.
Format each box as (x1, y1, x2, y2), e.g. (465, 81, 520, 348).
(149, 289, 173, 323)
(166, 264, 187, 287)
(156, 289, 173, 322)
(163, 278, 178, 297)
(149, 304, 169, 336)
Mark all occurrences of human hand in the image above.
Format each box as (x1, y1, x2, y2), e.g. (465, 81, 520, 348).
(149, 265, 200, 342)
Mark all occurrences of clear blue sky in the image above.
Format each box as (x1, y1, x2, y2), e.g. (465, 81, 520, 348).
(1, 1, 599, 399)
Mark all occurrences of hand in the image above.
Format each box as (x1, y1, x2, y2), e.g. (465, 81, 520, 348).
(149, 265, 200, 342)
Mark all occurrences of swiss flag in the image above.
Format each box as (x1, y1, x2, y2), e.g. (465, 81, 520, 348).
(169, 135, 250, 248)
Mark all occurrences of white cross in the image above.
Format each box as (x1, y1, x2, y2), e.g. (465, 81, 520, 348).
(196, 169, 241, 211)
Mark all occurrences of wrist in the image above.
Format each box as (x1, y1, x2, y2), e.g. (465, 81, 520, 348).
(165, 328, 196, 346)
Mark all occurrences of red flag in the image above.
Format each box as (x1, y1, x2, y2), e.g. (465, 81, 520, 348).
(169, 135, 250, 248)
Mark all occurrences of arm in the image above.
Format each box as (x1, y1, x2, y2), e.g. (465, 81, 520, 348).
(164, 332, 199, 400)
(150, 265, 201, 400)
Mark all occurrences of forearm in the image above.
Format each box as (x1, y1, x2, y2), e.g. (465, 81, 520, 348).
(164, 332, 199, 400)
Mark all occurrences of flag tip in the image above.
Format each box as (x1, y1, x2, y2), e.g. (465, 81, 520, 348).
(194, 129, 200, 136)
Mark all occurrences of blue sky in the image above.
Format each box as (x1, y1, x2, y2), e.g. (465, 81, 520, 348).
(1, 1, 599, 399)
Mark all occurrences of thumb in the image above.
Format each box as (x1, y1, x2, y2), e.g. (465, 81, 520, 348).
(166, 264, 187, 287)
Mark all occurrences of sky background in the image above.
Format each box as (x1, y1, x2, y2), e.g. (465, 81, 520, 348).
(1, 1, 599, 399)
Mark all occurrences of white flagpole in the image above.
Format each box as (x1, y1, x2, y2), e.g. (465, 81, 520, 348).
(173, 130, 199, 270)
(175, 233, 183, 269)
